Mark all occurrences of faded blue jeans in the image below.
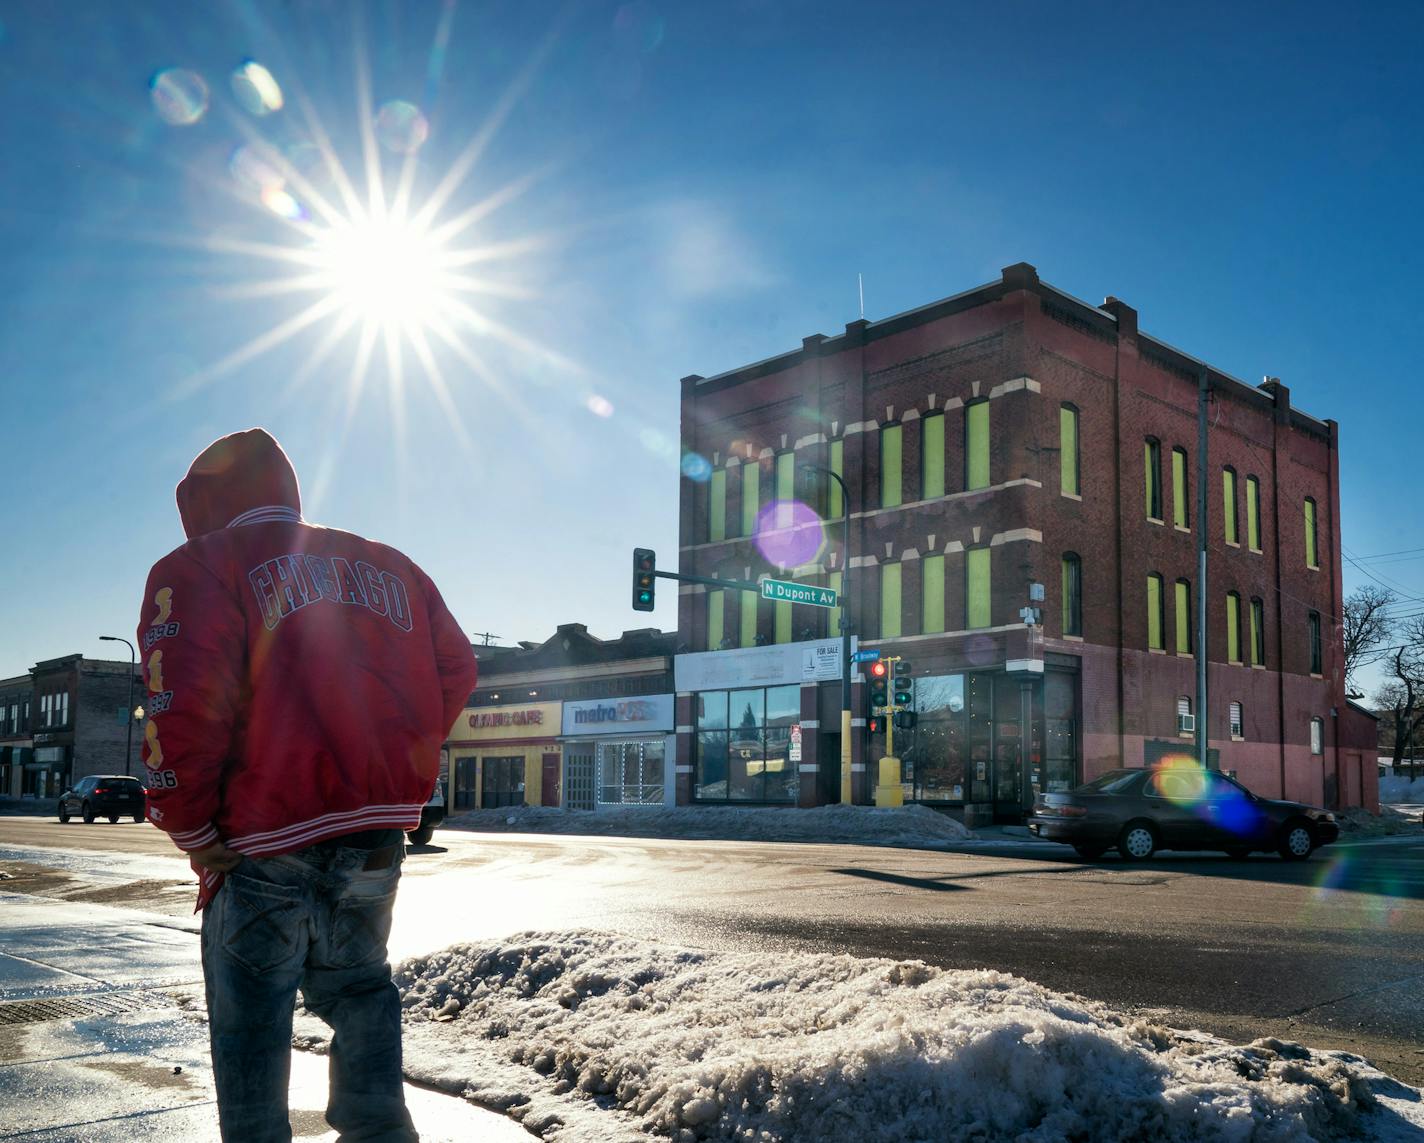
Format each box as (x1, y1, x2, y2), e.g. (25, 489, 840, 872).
(201, 830, 417, 1143)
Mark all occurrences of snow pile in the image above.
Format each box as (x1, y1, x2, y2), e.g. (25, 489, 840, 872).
(1379, 775, 1424, 803)
(1337, 804, 1423, 838)
(392, 932, 1423, 1142)
(443, 804, 971, 848)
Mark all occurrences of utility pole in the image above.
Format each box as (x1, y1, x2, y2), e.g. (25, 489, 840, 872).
(1195, 366, 1210, 768)
(99, 635, 137, 777)
(800, 464, 854, 804)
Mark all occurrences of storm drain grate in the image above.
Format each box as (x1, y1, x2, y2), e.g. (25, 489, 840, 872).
(0, 990, 176, 1026)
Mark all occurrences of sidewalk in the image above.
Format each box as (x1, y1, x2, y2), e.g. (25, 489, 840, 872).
(0, 892, 532, 1142)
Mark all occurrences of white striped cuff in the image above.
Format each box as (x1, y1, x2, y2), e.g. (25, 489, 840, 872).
(169, 822, 221, 851)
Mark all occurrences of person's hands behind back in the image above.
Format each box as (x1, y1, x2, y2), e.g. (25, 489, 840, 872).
(189, 841, 243, 873)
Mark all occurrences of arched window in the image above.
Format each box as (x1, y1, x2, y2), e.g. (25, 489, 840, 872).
(1250, 597, 1265, 667)
(1174, 579, 1192, 655)
(1226, 591, 1243, 663)
(1308, 610, 1322, 675)
(1061, 553, 1082, 636)
(1246, 475, 1261, 551)
(1144, 438, 1162, 520)
(1223, 467, 1239, 545)
(1304, 497, 1319, 568)
(1147, 573, 1165, 650)
(1172, 447, 1189, 528)
(1060, 404, 1080, 497)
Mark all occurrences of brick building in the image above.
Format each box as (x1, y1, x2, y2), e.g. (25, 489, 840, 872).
(674, 262, 1377, 820)
(0, 656, 145, 798)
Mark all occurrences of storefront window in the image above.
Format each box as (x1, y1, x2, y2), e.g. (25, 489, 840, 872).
(481, 756, 524, 808)
(695, 684, 799, 803)
(597, 740, 664, 805)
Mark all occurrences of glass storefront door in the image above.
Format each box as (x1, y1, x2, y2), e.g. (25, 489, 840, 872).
(481, 755, 525, 808)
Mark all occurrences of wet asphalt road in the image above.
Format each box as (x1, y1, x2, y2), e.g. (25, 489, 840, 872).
(2, 815, 1422, 1086)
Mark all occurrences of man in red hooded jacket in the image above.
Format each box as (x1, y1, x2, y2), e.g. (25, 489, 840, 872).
(137, 428, 476, 1143)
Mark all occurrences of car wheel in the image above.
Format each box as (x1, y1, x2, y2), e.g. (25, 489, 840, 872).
(1073, 844, 1108, 860)
(82, 801, 95, 824)
(1278, 821, 1315, 861)
(1117, 821, 1158, 861)
(132, 814, 144, 823)
(407, 825, 434, 846)
(58, 804, 70, 823)
(1225, 847, 1251, 860)
(107, 815, 119, 824)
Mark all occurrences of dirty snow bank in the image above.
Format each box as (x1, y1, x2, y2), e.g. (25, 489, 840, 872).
(1379, 775, 1424, 803)
(391, 932, 1424, 1142)
(443, 803, 971, 848)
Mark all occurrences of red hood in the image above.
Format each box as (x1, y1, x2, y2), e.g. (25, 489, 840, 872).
(176, 428, 302, 539)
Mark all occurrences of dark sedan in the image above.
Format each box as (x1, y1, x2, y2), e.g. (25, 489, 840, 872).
(1027, 766, 1339, 861)
(57, 775, 146, 824)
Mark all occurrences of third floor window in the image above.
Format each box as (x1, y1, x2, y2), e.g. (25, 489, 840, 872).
(1060, 405, 1079, 497)
(1144, 439, 1162, 521)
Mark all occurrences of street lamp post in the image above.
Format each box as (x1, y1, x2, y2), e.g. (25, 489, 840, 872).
(100, 635, 137, 777)
(800, 464, 854, 804)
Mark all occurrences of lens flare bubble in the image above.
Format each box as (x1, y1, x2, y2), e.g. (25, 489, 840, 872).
(639, 428, 678, 459)
(613, 1, 665, 53)
(262, 187, 307, 222)
(231, 59, 284, 116)
(680, 452, 712, 482)
(374, 101, 430, 154)
(752, 499, 826, 569)
(586, 395, 614, 418)
(150, 68, 210, 126)
(228, 145, 285, 193)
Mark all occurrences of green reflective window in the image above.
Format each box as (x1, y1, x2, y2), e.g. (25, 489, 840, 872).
(966, 402, 990, 491)
(1247, 476, 1261, 551)
(826, 571, 842, 635)
(1305, 498, 1318, 568)
(708, 469, 727, 542)
(1145, 439, 1162, 520)
(828, 439, 844, 518)
(775, 453, 796, 529)
(1175, 580, 1191, 655)
(880, 563, 902, 638)
(966, 548, 991, 629)
(742, 462, 762, 538)
(1250, 598, 1265, 666)
(775, 599, 792, 644)
(1223, 469, 1238, 544)
(706, 590, 724, 651)
(740, 594, 758, 648)
(1060, 406, 1079, 497)
(1172, 449, 1188, 528)
(880, 425, 902, 508)
(1061, 554, 1082, 636)
(1226, 593, 1241, 663)
(922, 413, 945, 499)
(1147, 574, 1164, 650)
(922, 554, 945, 634)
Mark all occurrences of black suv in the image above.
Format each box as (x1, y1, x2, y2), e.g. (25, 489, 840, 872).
(58, 775, 146, 824)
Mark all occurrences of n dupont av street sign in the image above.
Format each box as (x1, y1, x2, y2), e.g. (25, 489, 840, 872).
(759, 577, 838, 609)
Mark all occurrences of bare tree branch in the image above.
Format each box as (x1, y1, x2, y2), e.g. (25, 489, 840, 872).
(1343, 585, 1395, 686)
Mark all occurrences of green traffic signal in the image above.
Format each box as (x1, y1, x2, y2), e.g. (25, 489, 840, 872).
(632, 548, 656, 611)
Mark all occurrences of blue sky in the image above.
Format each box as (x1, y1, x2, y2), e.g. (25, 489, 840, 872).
(1, 0, 1421, 695)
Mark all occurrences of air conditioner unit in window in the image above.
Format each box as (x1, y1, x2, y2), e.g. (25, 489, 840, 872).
(1177, 713, 1196, 733)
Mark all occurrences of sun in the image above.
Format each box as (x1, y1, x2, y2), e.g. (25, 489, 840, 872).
(311, 210, 449, 332)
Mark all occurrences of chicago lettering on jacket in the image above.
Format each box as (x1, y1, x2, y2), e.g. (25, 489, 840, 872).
(248, 553, 414, 632)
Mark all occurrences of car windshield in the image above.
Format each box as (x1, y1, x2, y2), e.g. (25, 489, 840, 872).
(1073, 770, 1142, 795)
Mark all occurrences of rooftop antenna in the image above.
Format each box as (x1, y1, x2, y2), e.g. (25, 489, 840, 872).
(471, 631, 502, 646)
(858, 273, 865, 320)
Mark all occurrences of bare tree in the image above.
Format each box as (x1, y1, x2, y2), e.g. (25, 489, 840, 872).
(1374, 615, 1424, 781)
(1343, 584, 1395, 688)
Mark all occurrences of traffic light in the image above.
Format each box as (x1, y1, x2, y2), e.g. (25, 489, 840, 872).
(868, 660, 889, 711)
(893, 660, 914, 707)
(894, 709, 917, 730)
(868, 715, 884, 736)
(632, 548, 656, 611)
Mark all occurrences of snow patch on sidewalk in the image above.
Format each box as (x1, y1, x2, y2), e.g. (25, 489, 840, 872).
(443, 804, 971, 849)
(389, 932, 1424, 1142)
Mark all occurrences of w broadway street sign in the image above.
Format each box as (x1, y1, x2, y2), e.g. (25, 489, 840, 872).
(760, 578, 838, 609)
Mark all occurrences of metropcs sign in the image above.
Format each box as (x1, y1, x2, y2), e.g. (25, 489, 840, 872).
(759, 578, 838, 608)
